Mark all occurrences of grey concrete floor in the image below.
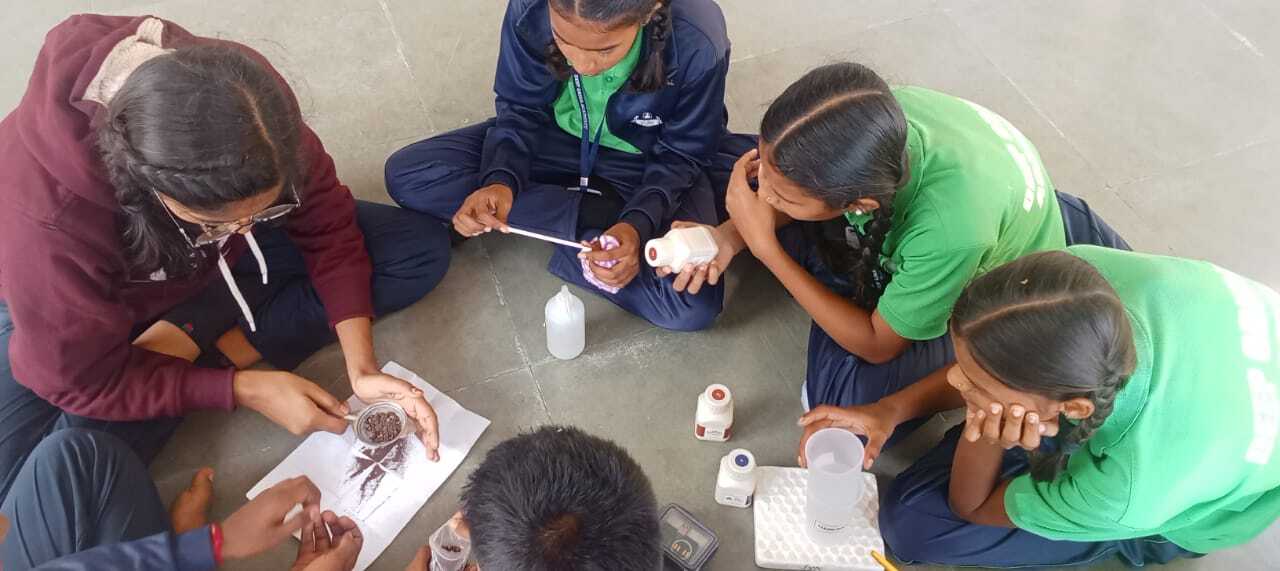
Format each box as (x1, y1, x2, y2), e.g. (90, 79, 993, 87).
(4, 0, 1279, 569)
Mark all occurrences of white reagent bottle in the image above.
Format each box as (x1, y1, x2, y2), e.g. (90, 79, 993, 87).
(715, 448, 757, 508)
(645, 226, 719, 269)
(694, 384, 733, 442)
(545, 285, 585, 360)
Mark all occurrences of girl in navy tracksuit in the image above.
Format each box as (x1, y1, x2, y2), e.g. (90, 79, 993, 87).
(385, 0, 754, 331)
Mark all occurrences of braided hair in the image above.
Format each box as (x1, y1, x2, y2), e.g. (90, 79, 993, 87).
(546, 0, 672, 92)
(760, 62, 909, 310)
(951, 251, 1137, 482)
(96, 44, 302, 278)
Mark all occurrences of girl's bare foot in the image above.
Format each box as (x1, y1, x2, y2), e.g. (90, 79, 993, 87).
(170, 467, 215, 533)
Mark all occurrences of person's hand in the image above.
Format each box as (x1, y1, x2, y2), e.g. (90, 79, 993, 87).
(233, 371, 349, 436)
(949, 365, 1059, 451)
(581, 222, 641, 288)
(723, 149, 779, 256)
(962, 401, 1059, 451)
(221, 476, 322, 561)
(404, 546, 432, 571)
(797, 402, 901, 470)
(453, 183, 513, 237)
(655, 222, 742, 294)
(795, 417, 833, 467)
(405, 511, 473, 571)
(292, 511, 363, 571)
(352, 372, 441, 462)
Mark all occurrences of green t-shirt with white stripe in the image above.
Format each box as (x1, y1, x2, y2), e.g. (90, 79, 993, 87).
(863, 87, 1066, 340)
(1006, 246, 1280, 554)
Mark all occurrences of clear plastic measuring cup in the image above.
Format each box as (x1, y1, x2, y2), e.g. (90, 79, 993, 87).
(803, 428, 866, 546)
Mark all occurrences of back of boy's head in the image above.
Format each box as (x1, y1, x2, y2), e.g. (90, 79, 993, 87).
(461, 426, 660, 570)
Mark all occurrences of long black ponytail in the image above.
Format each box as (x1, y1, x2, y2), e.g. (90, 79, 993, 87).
(951, 251, 1137, 481)
(760, 62, 908, 309)
(96, 44, 302, 278)
(546, 0, 672, 92)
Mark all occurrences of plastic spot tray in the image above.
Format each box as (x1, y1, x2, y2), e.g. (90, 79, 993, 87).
(753, 467, 884, 570)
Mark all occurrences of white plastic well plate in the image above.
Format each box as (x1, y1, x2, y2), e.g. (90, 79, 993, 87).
(753, 467, 884, 570)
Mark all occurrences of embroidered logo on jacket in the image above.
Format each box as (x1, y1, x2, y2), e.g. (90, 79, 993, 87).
(630, 112, 663, 127)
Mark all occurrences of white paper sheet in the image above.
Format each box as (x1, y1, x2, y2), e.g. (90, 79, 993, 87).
(247, 361, 490, 570)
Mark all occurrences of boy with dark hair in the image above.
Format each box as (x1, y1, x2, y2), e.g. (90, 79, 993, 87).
(459, 425, 661, 571)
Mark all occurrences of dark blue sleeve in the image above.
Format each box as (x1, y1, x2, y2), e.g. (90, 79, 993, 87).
(481, 0, 559, 195)
(34, 527, 216, 571)
(619, 50, 730, 243)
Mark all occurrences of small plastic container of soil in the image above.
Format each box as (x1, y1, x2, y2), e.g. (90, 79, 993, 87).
(353, 401, 412, 447)
(659, 503, 718, 570)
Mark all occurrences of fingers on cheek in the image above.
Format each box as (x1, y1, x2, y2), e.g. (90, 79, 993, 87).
(1027, 413, 1045, 441)
(982, 410, 1002, 439)
(964, 410, 982, 440)
(1002, 417, 1021, 442)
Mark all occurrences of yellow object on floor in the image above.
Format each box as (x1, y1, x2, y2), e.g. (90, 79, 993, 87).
(872, 550, 900, 571)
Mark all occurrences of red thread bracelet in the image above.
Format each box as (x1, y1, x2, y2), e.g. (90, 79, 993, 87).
(210, 522, 225, 566)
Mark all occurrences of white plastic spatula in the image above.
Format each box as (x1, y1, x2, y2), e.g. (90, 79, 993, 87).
(505, 225, 591, 251)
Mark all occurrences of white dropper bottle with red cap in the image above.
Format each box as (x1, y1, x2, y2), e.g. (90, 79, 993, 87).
(694, 383, 734, 442)
(646, 226, 719, 270)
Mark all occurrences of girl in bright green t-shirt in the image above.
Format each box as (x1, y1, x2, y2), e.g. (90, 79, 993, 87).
(664, 61, 1130, 452)
(800, 248, 1280, 566)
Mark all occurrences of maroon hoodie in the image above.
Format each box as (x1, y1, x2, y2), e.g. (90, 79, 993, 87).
(0, 15, 374, 420)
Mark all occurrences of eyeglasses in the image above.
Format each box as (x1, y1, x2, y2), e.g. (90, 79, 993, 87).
(154, 185, 301, 248)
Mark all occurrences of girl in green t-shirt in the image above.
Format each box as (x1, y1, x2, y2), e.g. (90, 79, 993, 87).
(661, 61, 1129, 452)
(798, 249, 1280, 566)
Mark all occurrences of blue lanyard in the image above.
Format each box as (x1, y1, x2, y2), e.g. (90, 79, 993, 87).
(571, 72, 605, 194)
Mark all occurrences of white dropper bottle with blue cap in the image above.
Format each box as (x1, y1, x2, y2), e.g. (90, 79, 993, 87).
(545, 285, 585, 360)
(715, 448, 757, 508)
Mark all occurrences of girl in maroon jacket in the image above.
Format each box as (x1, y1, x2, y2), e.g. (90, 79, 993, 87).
(0, 15, 450, 504)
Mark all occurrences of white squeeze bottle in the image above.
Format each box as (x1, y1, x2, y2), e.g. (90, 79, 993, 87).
(545, 285, 585, 360)
(645, 226, 719, 269)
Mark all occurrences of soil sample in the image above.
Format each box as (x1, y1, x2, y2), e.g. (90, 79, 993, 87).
(362, 411, 403, 444)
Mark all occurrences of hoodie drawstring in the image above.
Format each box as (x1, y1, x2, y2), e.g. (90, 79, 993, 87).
(216, 230, 269, 333)
(244, 231, 269, 285)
